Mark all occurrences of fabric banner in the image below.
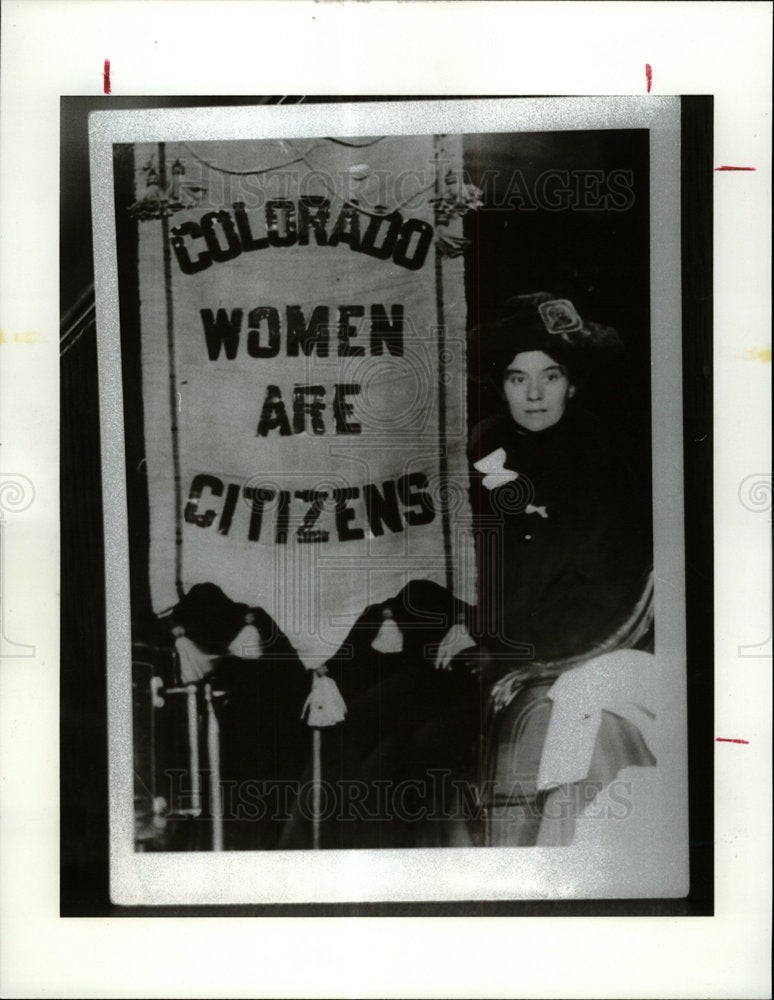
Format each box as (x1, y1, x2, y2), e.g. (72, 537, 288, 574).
(133, 134, 475, 668)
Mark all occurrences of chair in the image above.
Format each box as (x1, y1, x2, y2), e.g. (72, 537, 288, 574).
(481, 570, 658, 848)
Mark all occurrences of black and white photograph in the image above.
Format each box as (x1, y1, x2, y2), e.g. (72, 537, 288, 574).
(85, 97, 692, 904)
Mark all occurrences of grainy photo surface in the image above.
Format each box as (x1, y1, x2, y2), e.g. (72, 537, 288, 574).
(86, 97, 692, 905)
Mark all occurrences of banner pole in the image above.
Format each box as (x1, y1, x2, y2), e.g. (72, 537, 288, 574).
(157, 141, 184, 599)
(433, 134, 454, 593)
(185, 683, 202, 816)
(312, 728, 321, 850)
(205, 682, 224, 852)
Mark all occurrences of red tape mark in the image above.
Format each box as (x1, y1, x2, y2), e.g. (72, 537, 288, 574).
(716, 738, 749, 744)
(715, 166, 756, 171)
(103, 59, 111, 95)
(645, 64, 652, 93)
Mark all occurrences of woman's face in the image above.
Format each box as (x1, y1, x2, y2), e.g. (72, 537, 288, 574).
(502, 350, 575, 432)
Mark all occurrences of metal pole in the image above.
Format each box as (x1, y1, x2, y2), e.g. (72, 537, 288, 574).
(186, 683, 202, 816)
(312, 728, 321, 850)
(205, 682, 223, 852)
(149, 679, 158, 801)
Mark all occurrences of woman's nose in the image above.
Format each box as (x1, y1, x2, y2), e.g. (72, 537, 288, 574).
(526, 378, 542, 400)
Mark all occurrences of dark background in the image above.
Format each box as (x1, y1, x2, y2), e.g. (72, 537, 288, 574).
(60, 96, 713, 916)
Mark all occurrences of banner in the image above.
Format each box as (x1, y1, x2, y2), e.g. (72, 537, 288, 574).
(133, 134, 476, 668)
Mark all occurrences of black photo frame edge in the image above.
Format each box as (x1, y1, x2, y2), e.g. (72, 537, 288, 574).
(60, 94, 713, 917)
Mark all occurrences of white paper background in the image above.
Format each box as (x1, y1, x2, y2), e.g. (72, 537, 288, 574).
(1, 2, 771, 998)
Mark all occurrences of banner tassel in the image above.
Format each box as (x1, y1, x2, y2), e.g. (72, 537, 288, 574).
(228, 613, 263, 660)
(301, 674, 348, 728)
(371, 606, 403, 654)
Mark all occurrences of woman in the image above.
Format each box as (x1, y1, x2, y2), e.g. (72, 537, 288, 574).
(470, 292, 650, 670)
(470, 292, 655, 847)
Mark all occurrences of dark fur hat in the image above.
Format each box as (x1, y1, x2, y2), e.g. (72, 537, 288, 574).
(477, 292, 622, 386)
